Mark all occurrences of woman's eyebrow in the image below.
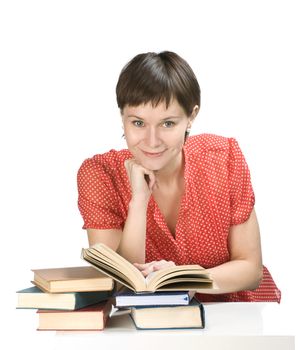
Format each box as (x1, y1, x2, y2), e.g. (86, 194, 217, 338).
(126, 115, 184, 120)
(127, 115, 144, 119)
(161, 116, 184, 120)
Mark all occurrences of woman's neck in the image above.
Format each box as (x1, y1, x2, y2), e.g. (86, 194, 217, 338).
(154, 152, 184, 187)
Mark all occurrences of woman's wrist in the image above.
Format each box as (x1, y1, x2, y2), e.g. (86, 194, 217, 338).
(129, 196, 150, 210)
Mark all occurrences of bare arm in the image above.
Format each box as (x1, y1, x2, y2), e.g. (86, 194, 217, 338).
(203, 208, 263, 294)
(87, 199, 148, 263)
(87, 159, 156, 264)
(87, 228, 122, 251)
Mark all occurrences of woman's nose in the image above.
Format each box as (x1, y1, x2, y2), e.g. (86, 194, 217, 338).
(145, 127, 162, 148)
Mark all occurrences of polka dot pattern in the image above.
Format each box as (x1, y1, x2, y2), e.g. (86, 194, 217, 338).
(77, 134, 281, 302)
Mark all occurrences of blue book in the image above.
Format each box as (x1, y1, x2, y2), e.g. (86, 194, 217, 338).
(115, 290, 192, 307)
(16, 286, 113, 310)
(130, 298, 205, 330)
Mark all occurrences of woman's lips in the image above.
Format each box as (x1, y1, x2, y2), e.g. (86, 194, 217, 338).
(142, 150, 166, 158)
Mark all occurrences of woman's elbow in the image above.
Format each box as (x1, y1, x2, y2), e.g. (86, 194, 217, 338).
(250, 265, 263, 290)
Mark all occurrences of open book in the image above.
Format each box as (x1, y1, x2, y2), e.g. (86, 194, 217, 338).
(81, 243, 215, 293)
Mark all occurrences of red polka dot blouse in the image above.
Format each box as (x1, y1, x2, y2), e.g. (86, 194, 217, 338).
(77, 134, 281, 302)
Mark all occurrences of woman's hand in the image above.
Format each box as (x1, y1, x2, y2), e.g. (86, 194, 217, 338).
(124, 159, 157, 203)
(134, 260, 176, 277)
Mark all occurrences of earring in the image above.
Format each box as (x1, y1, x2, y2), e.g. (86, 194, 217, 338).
(184, 128, 191, 142)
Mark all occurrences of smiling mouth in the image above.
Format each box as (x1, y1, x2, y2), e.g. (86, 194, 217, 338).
(142, 150, 166, 158)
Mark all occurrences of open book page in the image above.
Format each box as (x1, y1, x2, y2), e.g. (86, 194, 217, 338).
(145, 265, 213, 291)
(82, 243, 146, 292)
(82, 243, 215, 293)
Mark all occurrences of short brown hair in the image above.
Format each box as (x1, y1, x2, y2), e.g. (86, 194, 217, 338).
(116, 51, 200, 116)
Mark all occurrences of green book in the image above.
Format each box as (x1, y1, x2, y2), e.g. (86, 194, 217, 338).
(16, 286, 113, 310)
(130, 298, 205, 330)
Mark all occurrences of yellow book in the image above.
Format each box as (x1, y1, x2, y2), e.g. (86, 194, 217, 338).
(82, 243, 215, 293)
(32, 266, 114, 293)
(130, 298, 205, 330)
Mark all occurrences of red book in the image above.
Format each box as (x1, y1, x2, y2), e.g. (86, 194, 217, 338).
(37, 300, 112, 330)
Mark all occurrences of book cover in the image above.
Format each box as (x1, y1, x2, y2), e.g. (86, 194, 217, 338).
(129, 298, 205, 330)
(17, 286, 113, 310)
(32, 266, 114, 293)
(82, 243, 214, 293)
(115, 290, 192, 307)
(37, 300, 112, 330)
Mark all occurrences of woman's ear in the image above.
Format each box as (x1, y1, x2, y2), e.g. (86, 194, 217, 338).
(189, 105, 199, 125)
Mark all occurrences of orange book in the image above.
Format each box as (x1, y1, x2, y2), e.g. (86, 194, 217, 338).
(32, 266, 114, 293)
(37, 301, 112, 330)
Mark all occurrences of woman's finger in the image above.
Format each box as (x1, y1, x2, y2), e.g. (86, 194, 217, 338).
(124, 159, 157, 197)
(153, 261, 175, 271)
(134, 260, 176, 277)
(134, 261, 157, 270)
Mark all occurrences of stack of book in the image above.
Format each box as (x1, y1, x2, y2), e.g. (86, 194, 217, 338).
(113, 290, 205, 329)
(80, 243, 215, 330)
(16, 266, 115, 330)
(17, 243, 215, 331)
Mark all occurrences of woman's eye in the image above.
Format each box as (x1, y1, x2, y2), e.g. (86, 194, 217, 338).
(132, 120, 144, 127)
(163, 121, 175, 128)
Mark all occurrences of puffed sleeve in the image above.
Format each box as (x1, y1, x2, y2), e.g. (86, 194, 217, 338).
(228, 138, 255, 225)
(77, 156, 124, 230)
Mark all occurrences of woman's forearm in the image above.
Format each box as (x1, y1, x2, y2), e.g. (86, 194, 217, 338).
(203, 259, 263, 294)
(117, 199, 148, 264)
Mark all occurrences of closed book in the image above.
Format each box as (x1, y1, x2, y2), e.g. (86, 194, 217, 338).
(115, 290, 192, 307)
(16, 286, 113, 310)
(37, 301, 112, 330)
(32, 266, 114, 293)
(130, 298, 205, 330)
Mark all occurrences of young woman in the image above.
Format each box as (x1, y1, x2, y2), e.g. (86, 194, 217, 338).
(77, 51, 281, 302)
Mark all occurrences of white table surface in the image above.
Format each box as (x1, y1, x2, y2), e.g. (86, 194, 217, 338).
(11, 302, 296, 350)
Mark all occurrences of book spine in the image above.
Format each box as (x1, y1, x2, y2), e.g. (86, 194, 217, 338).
(74, 290, 113, 310)
(199, 303, 205, 329)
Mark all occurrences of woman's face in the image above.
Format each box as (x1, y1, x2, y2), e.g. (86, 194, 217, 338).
(122, 100, 195, 172)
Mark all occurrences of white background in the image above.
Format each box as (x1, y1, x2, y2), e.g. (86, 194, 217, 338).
(1, 0, 306, 348)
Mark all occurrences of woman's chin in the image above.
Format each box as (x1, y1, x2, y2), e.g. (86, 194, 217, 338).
(143, 164, 162, 172)
(138, 160, 163, 172)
